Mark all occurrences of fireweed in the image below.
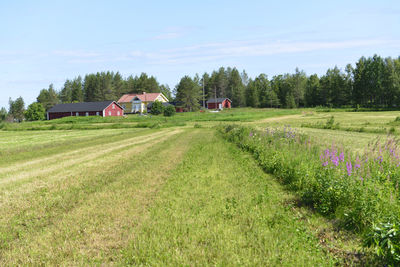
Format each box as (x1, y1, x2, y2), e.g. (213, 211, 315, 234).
(220, 124, 400, 263)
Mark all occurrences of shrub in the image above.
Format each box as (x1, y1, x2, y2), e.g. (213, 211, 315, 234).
(24, 102, 46, 121)
(324, 116, 340, 129)
(364, 221, 400, 265)
(151, 101, 164, 115)
(163, 105, 176, 117)
(0, 107, 7, 121)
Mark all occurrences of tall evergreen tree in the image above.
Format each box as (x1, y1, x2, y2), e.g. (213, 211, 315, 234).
(228, 68, 245, 107)
(304, 74, 321, 107)
(71, 76, 83, 102)
(175, 76, 201, 111)
(60, 79, 72, 103)
(245, 79, 260, 107)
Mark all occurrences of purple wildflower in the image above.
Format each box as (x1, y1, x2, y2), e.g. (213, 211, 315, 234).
(346, 161, 352, 176)
(322, 161, 328, 167)
(249, 132, 253, 137)
(332, 156, 339, 166)
(339, 152, 345, 162)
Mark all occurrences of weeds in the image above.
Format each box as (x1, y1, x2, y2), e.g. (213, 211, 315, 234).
(220, 124, 400, 265)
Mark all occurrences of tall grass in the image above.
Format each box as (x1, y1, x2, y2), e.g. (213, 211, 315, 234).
(220, 124, 400, 265)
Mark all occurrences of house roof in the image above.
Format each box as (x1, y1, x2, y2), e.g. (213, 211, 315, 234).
(207, 98, 232, 103)
(48, 101, 120, 113)
(118, 94, 137, 103)
(118, 93, 164, 103)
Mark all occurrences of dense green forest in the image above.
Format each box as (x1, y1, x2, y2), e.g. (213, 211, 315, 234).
(4, 54, 400, 120)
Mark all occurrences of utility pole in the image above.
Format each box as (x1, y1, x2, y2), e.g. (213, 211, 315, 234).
(214, 85, 217, 110)
(202, 77, 205, 109)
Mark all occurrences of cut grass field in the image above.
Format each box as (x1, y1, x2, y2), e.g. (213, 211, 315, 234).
(2, 125, 361, 265)
(1, 108, 394, 265)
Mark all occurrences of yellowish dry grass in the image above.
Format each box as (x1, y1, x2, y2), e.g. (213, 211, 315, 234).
(0, 129, 176, 185)
(0, 129, 193, 265)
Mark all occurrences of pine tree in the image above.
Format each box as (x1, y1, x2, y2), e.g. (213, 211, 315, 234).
(175, 76, 201, 111)
(228, 68, 245, 107)
(245, 80, 259, 107)
(60, 80, 72, 103)
(71, 76, 83, 102)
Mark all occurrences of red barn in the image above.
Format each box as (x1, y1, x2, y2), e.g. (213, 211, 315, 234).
(207, 98, 232, 110)
(47, 101, 124, 120)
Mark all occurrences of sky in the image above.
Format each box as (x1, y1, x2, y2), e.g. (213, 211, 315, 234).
(0, 0, 399, 108)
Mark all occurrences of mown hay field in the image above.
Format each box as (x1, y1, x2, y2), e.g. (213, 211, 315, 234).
(2, 108, 398, 265)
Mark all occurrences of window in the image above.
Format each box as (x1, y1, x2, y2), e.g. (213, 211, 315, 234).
(117, 111, 120, 116)
(76, 112, 79, 116)
(108, 111, 111, 116)
(96, 112, 99, 116)
(112, 104, 115, 109)
(86, 112, 89, 116)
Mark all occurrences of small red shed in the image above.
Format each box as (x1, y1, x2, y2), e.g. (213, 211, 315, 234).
(47, 101, 124, 120)
(207, 98, 232, 110)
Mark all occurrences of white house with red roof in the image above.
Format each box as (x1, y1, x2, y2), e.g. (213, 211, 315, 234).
(118, 92, 169, 113)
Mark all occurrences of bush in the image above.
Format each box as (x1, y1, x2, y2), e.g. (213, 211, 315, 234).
(151, 101, 164, 115)
(24, 102, 45, 121)
(324, 116, 340, 129)
(365, 221, 400, 265)
(163, 105, 176, 117)
(0, 107, 7, 121)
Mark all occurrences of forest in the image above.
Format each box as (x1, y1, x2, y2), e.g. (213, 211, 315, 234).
(4, 54, 400, 119)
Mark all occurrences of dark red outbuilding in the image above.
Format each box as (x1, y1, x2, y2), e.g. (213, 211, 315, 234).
(207, 98, 232, 110)
(47, 101, 124, 120)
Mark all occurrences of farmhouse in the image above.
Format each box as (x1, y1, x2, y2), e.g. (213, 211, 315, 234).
(207, 98, 232, 110)
(47, 101, 123, 120)
(118, 92, 169, 113)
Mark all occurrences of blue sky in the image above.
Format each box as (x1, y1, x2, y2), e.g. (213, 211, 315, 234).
(0, 0, 399, 108)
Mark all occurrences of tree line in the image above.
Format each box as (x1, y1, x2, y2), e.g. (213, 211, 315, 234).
(36, 72, 173, 111)
(2, 54, 400, 121)
(174, 55, 400, 110)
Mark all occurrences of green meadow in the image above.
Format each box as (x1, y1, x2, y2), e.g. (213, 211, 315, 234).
(3, 108, 400, 265)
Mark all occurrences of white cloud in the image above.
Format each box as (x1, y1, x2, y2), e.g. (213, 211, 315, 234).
(141, 39, 400, 65)
(1, 38, 397, 66)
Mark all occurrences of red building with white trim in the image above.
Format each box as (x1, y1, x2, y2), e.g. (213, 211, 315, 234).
(207, 98, 232, 110)
(47, 101, 123, 120)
